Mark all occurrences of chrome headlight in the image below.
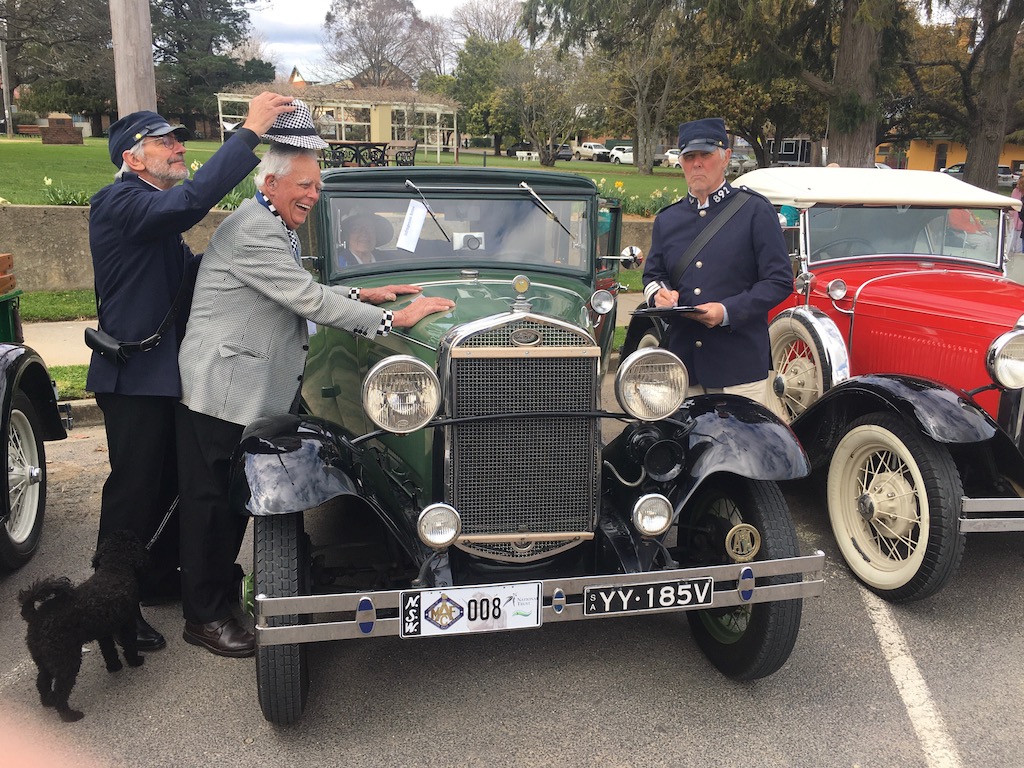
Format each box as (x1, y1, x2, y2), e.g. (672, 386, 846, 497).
(362, 355, 441, 433)
(418, 504, 461, 549)
(591, 289, 614, 315)
(987, 330, 1024, 389)
(615, 348, 688, 421)
(632, 494, 673, 536)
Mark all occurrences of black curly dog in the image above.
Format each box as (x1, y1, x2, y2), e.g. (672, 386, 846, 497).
(18, 531, 149, 722)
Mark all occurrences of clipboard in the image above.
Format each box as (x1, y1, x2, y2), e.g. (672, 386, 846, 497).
(631, 306, 706, 318)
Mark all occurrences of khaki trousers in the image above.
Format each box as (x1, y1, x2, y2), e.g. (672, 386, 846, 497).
(686, 372, 787, 420)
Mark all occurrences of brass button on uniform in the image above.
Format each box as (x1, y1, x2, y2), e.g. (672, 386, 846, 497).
(695, 341, 703, 348)
(699, 210, 707, 217)
(694, 287, 702, 296)
(695, 261, 703, 268)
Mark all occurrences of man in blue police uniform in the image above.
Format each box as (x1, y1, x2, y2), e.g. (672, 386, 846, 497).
(87, 93, 295, 652)
(643, 117, 791, 411)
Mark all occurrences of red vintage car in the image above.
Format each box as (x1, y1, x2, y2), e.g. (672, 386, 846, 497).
(738, 166, 1024, 602)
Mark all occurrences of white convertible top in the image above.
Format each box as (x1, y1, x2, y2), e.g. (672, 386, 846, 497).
(734, 167, 1023, 211)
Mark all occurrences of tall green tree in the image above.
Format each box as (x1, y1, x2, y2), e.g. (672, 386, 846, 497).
(523, 0, 688, 174)
(901, 1, 1024, 189)
(452, 35, 526, 153)
(150, 0, 272, 128)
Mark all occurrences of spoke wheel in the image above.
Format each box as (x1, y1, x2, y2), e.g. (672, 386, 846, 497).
(1, 391, 46, 570)
(768, 313, 832, 421)
(827, 413, 964, 602)
(255, 513, 310, 725)
(680, 476, 802, 680)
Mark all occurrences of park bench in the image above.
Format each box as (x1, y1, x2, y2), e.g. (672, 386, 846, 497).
(387, 140, 418, 166)
(16, 125, 41, 137)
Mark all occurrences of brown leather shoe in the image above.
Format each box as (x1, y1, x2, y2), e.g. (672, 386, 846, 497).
(182, 618, 254, 658)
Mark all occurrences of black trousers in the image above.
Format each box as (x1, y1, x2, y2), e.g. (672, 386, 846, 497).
(175, 403, 248, 625)
(95, 393, 181, 602)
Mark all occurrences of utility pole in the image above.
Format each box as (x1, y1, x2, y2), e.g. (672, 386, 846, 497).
(109, 0, 157, 115)
(1, 21, 12, 138)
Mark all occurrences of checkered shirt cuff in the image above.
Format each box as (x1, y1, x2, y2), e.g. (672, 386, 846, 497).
(377, 310, 393, 336)
(348, 287, 360, 301)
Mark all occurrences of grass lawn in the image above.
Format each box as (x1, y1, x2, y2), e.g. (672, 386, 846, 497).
(0, 137, 687, 212)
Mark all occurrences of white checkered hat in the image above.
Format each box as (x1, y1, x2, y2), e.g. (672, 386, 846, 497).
(262, 99, 328, 150)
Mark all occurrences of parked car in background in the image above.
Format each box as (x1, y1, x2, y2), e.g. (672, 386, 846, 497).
(940, 162, 966, 179)
(552, 143, 574, 161)
(609, 145, 633, 164)
(874, 162, 893, 170)
(941, 163, 1019, 187)
(665, 148, 682, 168)
(728, 153, 757, 175)
(575, 142, 611, 162)
(238, 166, 824, 724)
(741, 166, 1024, 603)
(0, 251, 70, 570)
(505, 141, 533, 157)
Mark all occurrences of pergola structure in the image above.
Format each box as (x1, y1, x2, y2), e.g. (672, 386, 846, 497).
(216, 84, 460, 162)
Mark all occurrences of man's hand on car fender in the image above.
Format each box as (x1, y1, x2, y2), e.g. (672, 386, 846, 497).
(361, 284, 423, 304)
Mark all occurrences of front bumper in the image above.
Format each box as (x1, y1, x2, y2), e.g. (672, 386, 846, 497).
(255, 551, 825, 646)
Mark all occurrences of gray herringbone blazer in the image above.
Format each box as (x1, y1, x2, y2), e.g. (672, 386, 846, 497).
(179, 197, 385, 427)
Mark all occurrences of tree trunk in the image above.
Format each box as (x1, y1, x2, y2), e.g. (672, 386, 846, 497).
(826, 0, 884, 167)
(963, 0, 1024, 191)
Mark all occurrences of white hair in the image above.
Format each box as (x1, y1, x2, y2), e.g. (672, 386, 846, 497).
(255, 144, 319, 188)
(114, 141, 148, 179)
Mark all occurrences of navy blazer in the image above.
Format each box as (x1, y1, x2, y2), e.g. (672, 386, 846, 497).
(86, 129, 262, 397)
(643, 183, 792, 388)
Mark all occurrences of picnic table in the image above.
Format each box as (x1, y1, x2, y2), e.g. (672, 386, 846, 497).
(321, 140, 389, 168)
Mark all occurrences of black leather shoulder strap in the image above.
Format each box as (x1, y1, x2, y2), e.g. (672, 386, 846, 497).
(669, 189, 752, 287)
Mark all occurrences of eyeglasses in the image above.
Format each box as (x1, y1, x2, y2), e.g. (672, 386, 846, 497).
(142, 134, 184, 149)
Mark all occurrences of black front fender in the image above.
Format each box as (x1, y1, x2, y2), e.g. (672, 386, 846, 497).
(230, 414, 361, 517)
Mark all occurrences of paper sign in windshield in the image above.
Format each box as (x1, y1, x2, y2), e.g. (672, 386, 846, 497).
(397, 200, 428, 252)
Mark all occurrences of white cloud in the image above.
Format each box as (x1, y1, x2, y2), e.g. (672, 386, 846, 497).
(249, 0, 454, 77)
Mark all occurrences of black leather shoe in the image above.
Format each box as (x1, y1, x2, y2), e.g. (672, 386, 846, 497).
(183, 618, 254, 658)
(136, 614, 167, 651)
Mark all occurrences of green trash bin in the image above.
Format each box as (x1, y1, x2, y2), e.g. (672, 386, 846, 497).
(0, 288, 24, 344)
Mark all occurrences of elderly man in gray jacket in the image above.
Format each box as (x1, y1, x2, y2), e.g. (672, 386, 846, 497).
(176, 107, 454, 656)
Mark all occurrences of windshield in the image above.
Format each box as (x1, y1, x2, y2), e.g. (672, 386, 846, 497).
(324, 193, 592, 281)
(805, 204, 1003, 266)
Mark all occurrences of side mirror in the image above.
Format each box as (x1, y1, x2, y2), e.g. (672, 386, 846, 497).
(618, 245, 644, 269)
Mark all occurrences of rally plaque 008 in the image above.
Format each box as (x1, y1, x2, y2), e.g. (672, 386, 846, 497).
(401, 582, 543, 638)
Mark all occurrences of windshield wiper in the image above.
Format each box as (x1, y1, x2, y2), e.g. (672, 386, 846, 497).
(404, 179, 451, 242)
(519, 181, 576, 243)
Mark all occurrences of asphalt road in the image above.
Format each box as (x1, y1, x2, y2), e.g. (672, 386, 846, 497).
(1, 431, 1022, 766)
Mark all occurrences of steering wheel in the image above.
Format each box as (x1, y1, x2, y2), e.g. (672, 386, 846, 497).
(811, 237, 873, 260)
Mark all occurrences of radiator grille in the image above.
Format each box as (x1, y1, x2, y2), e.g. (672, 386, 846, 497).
(448, 320, 600, 561)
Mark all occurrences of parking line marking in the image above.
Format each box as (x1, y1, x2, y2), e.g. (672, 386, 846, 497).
(861, 589, 963, 768)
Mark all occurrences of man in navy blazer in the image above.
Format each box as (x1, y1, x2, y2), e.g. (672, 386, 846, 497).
(643, 117, 791, 412)
(87, 93, 295, 651)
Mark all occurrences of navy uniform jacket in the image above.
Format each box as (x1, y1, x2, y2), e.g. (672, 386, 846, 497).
(643, 182, 792, 388)
(86, 129, 263, 397)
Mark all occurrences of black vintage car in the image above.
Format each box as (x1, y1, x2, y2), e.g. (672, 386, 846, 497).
(0, 254, 70, 570)
(233, 167, 824, 724)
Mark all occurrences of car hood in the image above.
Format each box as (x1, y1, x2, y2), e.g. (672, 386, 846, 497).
(362, 272, 597, 348)
(851, 269, 1024, 331)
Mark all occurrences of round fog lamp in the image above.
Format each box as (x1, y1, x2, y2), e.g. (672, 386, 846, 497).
(591, 289, 614, 315)
(362, 355, 441, 433)
(418, 504, 462, 549)
(632, 494, 673, 536)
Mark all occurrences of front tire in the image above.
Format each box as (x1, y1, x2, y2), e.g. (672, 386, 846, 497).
(679, 476, 802, 680)
(826, 413, 965, 602)
(255, 513, 310, 725)
(1, 391, 46, 570)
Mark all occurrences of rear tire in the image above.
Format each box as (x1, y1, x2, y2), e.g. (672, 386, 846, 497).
(1, 391, 46, 570)
(681, 476, 803, 680)
(255, 513, 310, 725)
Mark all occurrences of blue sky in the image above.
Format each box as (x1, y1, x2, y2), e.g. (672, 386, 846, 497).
(248, 0, 453, 77)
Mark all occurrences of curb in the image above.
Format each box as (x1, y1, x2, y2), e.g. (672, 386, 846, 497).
(66, 398, 103, 428)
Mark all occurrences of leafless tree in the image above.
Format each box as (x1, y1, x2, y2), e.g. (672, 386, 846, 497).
(323, 0, 428, 86)
(419, 16, 458, 75)
(451, 0, 529, 44)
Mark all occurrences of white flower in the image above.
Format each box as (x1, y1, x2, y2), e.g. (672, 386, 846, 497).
(43, 177, 52, 186)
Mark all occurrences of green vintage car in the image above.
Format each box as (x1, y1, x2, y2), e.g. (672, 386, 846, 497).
(234, 167, 824, 724)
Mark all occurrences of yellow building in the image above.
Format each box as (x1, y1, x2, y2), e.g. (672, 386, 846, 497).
(876, 138, 1024, 174)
